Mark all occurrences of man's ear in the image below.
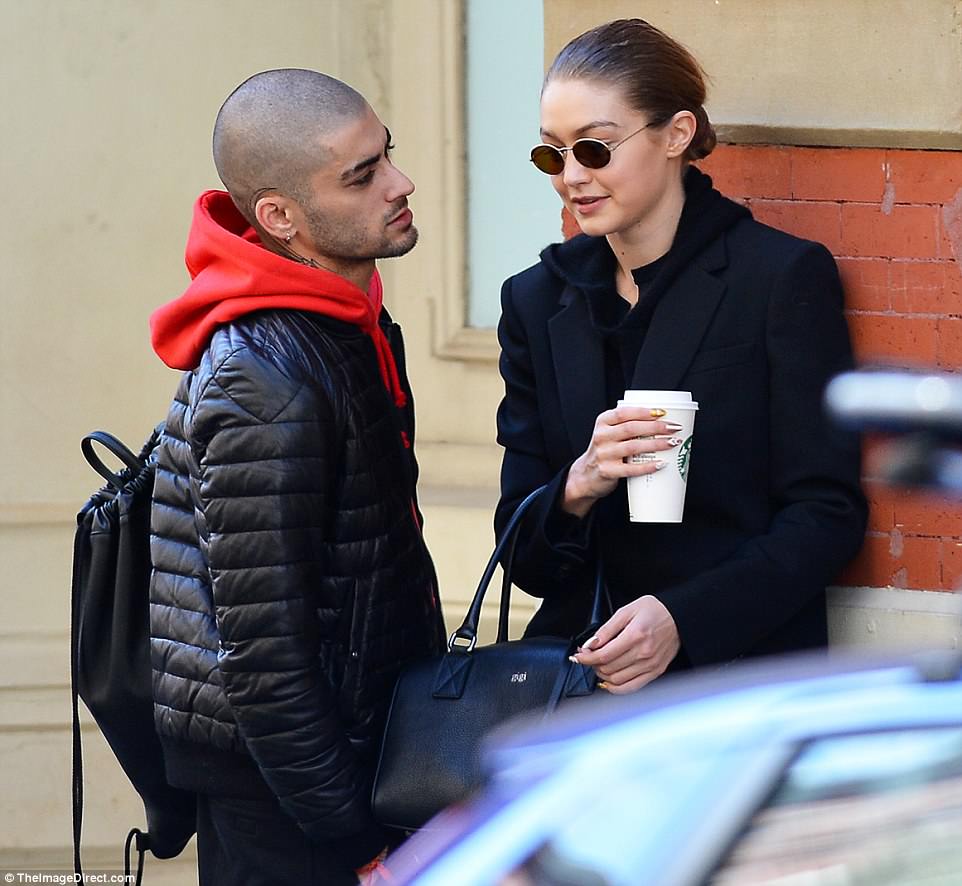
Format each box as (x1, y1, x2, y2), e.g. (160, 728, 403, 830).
(665, 110, 696, 159)
(254, 193, 297, 242)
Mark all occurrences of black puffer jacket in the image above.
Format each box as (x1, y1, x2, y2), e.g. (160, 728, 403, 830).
(149, 308, 444, 863)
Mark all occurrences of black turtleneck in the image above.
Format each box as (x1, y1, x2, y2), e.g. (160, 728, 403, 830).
(584, 252, 671, 407)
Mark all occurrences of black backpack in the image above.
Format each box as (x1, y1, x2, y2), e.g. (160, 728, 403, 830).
(70, 427, 196, 883)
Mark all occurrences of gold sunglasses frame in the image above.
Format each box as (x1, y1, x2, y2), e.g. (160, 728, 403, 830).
(529, 121, 659, 175)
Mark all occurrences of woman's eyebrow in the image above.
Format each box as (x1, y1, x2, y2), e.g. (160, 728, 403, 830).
(540, 119, 621, 139)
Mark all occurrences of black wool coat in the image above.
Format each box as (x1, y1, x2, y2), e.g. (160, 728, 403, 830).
(495, 219, 868, 668)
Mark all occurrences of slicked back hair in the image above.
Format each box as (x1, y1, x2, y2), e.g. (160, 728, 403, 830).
(546, 19, 716, 162)
(212, 68, 369, 222)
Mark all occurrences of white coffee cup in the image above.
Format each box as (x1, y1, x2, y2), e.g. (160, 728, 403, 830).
(618, 390, 699, 523)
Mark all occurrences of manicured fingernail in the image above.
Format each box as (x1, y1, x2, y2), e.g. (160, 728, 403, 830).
(653, 461, 667, 471)
(664, 422, 684, 431)
(667, 437, 683, 447)
(568, 655, 580, 664)
(583, 635, 599, 650)
(597, 681, 611, 691)
(649, 408, 666, 418)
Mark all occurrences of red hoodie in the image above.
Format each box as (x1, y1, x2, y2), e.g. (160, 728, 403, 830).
(150, 190, 406, 407)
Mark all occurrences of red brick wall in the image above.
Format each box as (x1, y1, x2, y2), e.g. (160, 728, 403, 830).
(563, 145, 962, 592)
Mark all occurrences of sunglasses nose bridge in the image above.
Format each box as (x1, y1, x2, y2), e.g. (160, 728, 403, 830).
(564, 142, 609, 183)
(562, 149, 590, 182)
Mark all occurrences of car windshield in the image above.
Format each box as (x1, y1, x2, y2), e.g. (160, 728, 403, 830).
(709, 727, 962, 885)
(495, 745, 751, 885)
(497, 728, 962, 886)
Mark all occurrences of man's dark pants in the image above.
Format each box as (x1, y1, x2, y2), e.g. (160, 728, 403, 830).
(196, 792, 359, 886)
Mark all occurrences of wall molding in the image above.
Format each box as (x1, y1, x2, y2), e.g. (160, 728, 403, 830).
(829, 585, 962, 615)
(0, 632, 71, 689)
(430, 320, 500, 363)
(0, 503, 75, 527)
(411, 0, 500, 364)
(421, 0, 494, 362)
(828, 585, 962, 651)
(719, 125, 962, 152)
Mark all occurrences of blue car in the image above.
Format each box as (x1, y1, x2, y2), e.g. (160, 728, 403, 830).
(384, 651, 962, 885)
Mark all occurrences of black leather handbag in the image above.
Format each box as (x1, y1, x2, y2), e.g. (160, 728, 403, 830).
(371, 485, 606, 831)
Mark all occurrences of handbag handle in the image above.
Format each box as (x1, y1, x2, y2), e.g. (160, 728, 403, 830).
(496, 510, 609, 644)
(449, 485, 607, 652)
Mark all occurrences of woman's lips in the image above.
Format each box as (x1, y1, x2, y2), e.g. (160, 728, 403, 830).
(571, 196, 608, 215)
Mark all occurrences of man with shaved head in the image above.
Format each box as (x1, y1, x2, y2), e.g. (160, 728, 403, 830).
(148, 69, 445, 885)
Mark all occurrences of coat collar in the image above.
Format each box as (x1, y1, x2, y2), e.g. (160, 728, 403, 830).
(549, 286, 604, 457)
(548, 235, 729, 458)
(630, 236, 728, 390)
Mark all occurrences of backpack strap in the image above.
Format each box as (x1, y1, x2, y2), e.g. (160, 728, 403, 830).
(70, 524, 86, 878)
(124, 828, 147, 886)
(81, 432, 142, 491)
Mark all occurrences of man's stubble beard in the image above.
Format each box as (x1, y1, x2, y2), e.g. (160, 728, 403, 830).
(379, 224, 419, 259)
(304, 205, 419, 264)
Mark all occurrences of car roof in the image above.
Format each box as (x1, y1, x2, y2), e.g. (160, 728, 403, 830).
(482, 649, 962, 776)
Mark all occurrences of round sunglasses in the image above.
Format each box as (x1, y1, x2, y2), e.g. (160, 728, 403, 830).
(529, 121, 659, 175)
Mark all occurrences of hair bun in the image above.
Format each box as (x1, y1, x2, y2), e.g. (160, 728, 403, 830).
(688, 106, 716, 161)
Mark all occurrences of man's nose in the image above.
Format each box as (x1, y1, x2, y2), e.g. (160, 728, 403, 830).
(387, 164, 415, 199)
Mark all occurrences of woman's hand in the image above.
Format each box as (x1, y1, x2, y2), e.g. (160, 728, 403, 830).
(571, 596, 681, 694)
(563, 406, 684, 518)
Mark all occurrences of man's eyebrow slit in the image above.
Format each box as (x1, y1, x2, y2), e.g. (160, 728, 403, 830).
(340, 127, 393, 181)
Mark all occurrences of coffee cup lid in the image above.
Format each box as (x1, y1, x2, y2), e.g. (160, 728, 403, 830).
(620, 389, 699, 409)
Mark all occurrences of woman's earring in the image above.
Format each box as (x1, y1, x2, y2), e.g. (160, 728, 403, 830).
(285, 231, 295, 244)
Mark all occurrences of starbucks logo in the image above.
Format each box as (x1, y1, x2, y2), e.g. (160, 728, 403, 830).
(677, 436, 693, 480)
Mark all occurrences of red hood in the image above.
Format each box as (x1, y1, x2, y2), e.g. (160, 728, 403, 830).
(150, 190, 405, 406)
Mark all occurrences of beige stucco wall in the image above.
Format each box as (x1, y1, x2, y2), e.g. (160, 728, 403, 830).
(2, 2, 394, 517)
(0, 0, 509, 867)
(0, 0, 403, 864)
(545, 0, 962, 148)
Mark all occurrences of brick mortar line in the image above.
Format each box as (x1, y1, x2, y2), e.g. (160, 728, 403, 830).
(845, 310, 962, 317)
(838, 257, 957, 262)
(747, 199, 951, 208)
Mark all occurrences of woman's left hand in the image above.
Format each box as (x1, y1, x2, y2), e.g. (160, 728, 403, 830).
(571, 596, 681, 694)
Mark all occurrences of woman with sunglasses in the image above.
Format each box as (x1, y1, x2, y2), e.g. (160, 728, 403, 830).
(495, 18, 867, 692)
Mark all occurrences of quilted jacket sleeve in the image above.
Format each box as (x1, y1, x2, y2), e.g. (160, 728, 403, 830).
(189, 342, 385, 864)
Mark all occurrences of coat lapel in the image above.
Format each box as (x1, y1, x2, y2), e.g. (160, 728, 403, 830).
(630, 237, 729, 391)
(548, 285, 606, 458)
